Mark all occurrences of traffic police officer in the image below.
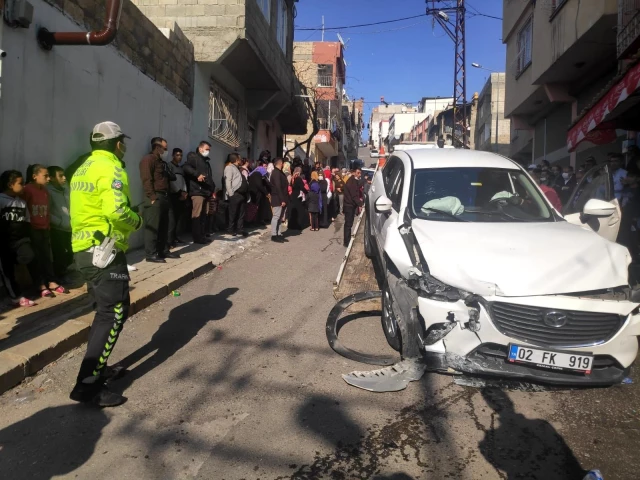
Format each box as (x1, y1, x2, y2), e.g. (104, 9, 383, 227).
(69, 121, 142, 407)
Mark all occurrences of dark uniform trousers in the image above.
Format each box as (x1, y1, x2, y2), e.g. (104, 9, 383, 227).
(343, 206, 356, 246)
(74, 250, 130, 384)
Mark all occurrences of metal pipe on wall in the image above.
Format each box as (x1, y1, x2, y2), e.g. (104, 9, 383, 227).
(37, 0, 123, 50)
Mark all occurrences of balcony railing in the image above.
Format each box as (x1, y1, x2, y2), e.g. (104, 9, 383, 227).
(317, 75, 333, 87)
(618, 0, 640, 58)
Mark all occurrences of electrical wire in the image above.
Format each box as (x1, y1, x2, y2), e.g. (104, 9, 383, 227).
(295, 9, 501, 33)
(295, 13, 428, 31)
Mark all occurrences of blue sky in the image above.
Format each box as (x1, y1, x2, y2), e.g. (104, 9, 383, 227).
(294, 0, 505, 137)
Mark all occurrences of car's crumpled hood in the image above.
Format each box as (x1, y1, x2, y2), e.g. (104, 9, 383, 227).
(411, 219, 631, 297)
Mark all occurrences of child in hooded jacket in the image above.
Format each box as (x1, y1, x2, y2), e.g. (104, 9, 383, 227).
(0, 170, 39, 307)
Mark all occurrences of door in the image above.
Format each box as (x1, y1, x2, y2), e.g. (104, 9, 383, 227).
(563, 164, 621, 242)
(375, 157, 405, 254)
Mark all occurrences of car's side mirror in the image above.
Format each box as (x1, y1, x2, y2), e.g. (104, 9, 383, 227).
(583, 198, 616, 217)
(375, 195, 393, 213)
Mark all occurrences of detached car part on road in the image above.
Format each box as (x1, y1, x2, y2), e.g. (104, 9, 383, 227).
(363, 149, 640, 387)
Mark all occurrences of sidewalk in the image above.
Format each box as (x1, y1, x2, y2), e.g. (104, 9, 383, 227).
(0, 228, 269, 394)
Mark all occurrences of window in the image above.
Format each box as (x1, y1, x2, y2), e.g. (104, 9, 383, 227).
(484, 124, 491, 143)
(276, 0, 289, 53)
(256, 0, 270, 23)
(411, 167, 554, 222)
(317, 64, 333, 87)
(383, 157, 404, 211)
(209, 79, 239, 147)
(516, 18, 532, 76)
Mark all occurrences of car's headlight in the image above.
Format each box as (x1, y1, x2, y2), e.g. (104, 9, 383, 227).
(407, 268, 469, 302)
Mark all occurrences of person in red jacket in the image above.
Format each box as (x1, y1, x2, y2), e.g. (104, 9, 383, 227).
(531, 168, 562, 212)
(23, 164, 69, 297)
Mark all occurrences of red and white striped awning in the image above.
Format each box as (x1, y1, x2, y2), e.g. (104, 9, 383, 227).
(567, 61, 640, 152)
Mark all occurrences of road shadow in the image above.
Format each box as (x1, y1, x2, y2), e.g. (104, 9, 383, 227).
(0, 404, 109, 480)
(112, 287, 238, 393)
(479, 387, 587, 479)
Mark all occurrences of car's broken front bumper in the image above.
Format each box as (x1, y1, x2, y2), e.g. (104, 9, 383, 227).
(417, 295, 640, 386)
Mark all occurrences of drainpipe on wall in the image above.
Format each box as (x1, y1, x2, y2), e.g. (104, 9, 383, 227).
(37, 0, 123, 51)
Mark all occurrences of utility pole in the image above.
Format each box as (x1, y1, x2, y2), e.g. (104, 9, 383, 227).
(322, 16, 325, 42)
(426, 1, 467, 148)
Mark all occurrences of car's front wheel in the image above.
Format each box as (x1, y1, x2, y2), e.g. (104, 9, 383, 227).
(381, 281, 402, 352)
(364, 210, 375, 259)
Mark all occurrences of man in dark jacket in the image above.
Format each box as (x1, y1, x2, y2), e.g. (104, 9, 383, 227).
(183, 141, 215, 244)
(343, 167, 363, 246)
(139, 137, 178, 263)
(269, 158, 289, 243)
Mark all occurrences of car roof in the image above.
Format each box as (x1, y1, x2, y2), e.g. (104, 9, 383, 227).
(397, 148, 521, 170)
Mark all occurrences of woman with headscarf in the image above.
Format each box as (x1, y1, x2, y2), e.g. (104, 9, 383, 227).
(318, 170, 330, 228)
(307, 171, 322, 231)
(288, 167, 309, 230)
(248, 162, 271, 225)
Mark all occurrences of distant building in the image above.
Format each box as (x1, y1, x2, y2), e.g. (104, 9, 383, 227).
(474, 73, 510, 155)
(501, 0, 639, 166)
(287, 41, 348, 166)
(418, 97, 454, 116)
(369, 104, 415, 149)
(385, 112, 429, 149)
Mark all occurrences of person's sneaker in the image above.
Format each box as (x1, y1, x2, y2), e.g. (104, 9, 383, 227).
(102, 365, 128, 382)
(127, 264, 138, 272)
(271, 236, 285, 243)
(241, 231, 248, 237)
(70, 383, 127, 407)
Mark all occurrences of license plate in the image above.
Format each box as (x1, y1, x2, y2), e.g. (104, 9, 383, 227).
(508, 344, 593, 373)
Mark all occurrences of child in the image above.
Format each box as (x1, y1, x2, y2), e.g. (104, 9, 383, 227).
(47, 166, 72, 277)
(0, 170, 38, 307)
(23, 164, 68, 297)
(206, 190, 219, 235)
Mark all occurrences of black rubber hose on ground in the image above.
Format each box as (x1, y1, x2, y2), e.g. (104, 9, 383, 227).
(326, 291, 399, 366)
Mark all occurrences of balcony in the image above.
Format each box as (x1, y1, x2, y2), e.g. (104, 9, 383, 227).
(618, 0, 640, 58)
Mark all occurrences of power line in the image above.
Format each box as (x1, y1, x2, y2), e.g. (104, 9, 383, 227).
(295, 14, 428, 31)
(295, 9, 501, 32)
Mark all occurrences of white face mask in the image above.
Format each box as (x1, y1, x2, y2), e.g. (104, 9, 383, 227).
(562, 172, 570, 180)
(160, 150, 169, 161)
(201, 149, 210, 157)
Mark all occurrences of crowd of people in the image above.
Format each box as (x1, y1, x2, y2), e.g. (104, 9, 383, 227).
(527, 148, 640, 261)
(0, 130, 369, 310)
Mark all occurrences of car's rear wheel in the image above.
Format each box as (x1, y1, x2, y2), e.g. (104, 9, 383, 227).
(364, 211, 375, 259)
(381, 281, 402, 352)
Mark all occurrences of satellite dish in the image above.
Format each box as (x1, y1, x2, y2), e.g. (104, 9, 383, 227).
(337, 33, 346, 48)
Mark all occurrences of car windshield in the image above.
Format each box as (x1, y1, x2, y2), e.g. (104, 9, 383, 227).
(411, 167, 554, 223)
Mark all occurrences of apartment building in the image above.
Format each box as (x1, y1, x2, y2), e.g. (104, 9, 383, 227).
(502, 0, 622, 166)
(386, 112, 429, 149)
(287, 41, 347, 165)
(132, 0, 307, 180)
(474, 72, 510, 155)
(368, 104, 415, 150)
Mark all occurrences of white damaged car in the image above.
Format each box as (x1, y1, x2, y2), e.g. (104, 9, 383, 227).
(364, 149, 640, 386)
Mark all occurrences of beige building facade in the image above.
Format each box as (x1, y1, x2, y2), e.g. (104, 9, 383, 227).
(132, 0, 307, 180)
(502, 0, 622, 166)
(474, 72, 510, 156)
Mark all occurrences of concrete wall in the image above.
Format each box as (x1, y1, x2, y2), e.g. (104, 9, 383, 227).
(0, 0, 192, 248)
(475, 73, 510, 154)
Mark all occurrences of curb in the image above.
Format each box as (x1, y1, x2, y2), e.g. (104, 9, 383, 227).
(0, 232, 265, 394)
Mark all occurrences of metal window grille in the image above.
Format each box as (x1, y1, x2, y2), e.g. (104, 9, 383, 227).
(317, 64, 333, 87)
(209, 80, 240, 147)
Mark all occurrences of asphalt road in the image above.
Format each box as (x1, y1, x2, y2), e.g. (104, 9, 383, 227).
(1, 219, 640, 480)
